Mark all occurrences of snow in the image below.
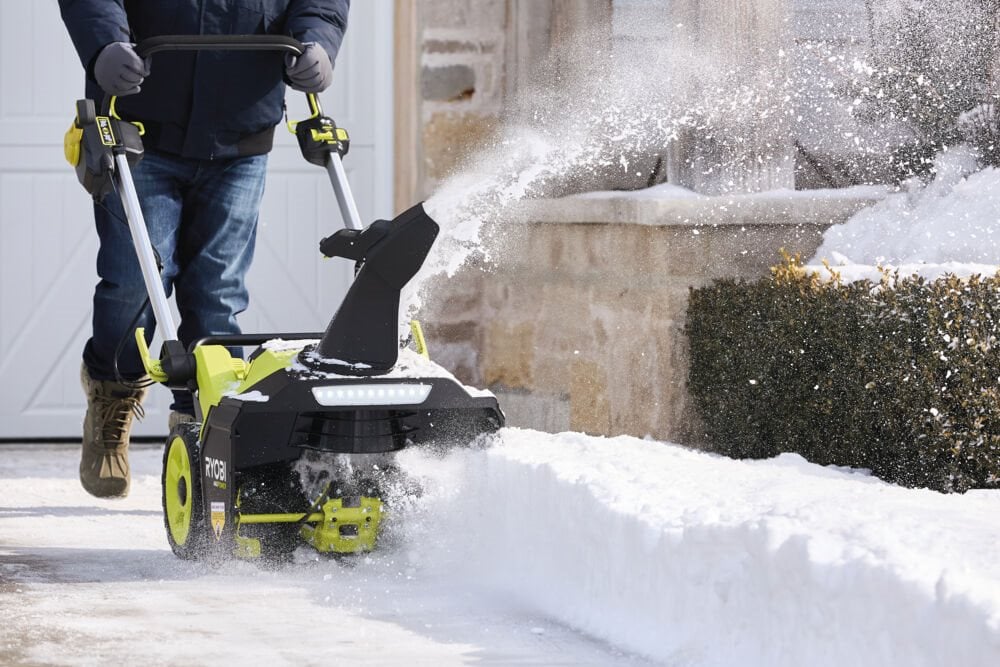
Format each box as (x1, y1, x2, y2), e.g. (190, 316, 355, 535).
(810, 147, 1000, 278)
(225, 390, 269, 402)
(296, 349, 374, 372)
(284, 347, 494, 405)
(405, 4, 846, 330)
(570, 182, 703, 200)
(465, 430, 1000, 666)
(257, 341, 486, 400)
(261, 337, 319, 352)
(3, 433, 999, 665)
(290, 347, 462, 382)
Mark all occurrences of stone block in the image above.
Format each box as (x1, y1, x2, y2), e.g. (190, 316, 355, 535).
(482, 320, 534, 389)
(528, 283, 599, 394)
(570, 359, 611, 435)
(422, 111, 499, 182)
(420, 265, 485, 323)
(424, 39, 480, 55)
(606, 343, 660, 437)
(494, 388, 571, 433)
(421, 1, 471, 29)
(422, 64, 476, 102)
(425, 338, 480, 385)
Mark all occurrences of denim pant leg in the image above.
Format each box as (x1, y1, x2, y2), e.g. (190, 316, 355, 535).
(83, 153, 185, 382)
(172, 155, 268, 411)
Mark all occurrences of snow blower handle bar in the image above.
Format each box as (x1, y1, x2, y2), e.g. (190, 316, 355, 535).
(99, 35, 306, 117)
(129, 35, 363, 231)
(134, 34, 305, 58)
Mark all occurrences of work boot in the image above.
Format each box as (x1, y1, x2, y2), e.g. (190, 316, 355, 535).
(79, 363, 148, 498)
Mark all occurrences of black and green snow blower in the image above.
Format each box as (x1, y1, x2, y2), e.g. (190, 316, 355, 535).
(65, 36, 503, 561)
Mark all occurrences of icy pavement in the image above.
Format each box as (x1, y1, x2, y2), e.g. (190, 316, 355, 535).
(0, 443, 647, 667)
(2, 432, 1000, 666)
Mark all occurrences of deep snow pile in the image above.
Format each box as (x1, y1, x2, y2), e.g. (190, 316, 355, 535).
(433, 429, 1000, 667)
(809, 147, 1000, 280)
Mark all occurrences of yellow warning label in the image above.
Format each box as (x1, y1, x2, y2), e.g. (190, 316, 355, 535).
(211, 501, 225, 540)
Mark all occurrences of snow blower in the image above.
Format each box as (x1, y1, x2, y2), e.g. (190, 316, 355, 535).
(65, 36, 504, 561)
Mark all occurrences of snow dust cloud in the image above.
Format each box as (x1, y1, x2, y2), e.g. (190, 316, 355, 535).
(405, 1, 1000, 320)
(407, 10, 797, 322)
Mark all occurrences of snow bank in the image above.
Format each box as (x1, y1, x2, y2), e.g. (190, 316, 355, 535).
(6, 433, 1000, 664)
(810, 147, 1000, 277)
(429, 429, 1000, 666)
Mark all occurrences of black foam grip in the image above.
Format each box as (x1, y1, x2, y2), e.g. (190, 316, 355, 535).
(135, 35, 304, 59)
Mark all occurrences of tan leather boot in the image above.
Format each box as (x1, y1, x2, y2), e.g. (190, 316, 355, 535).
(79, 363, 148, 498)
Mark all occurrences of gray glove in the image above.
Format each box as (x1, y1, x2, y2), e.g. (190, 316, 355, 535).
(285, 42, 333, 93)
(94, 42, 150, 96)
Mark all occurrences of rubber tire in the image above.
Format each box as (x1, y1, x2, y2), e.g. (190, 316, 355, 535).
(161, 423, 209, 560)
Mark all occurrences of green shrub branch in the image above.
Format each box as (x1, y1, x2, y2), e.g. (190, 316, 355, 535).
(686, 255, 1000, 492)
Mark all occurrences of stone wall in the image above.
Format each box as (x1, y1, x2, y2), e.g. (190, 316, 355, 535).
(420, 191, 883, 443)
(406, 1, 881, 200)
(419, 1, 509, 191)
(412, 1, 612, 198)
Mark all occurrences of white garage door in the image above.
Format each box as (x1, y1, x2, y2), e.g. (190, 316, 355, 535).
(0, 0, 394, 439)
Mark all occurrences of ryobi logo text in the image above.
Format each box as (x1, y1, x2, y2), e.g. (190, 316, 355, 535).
(205, 457, 227, 485)
(96, 117, 116, 146)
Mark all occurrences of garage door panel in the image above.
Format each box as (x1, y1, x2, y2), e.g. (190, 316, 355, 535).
(0, 172, 94, 367)
(0, 1, 83, 120)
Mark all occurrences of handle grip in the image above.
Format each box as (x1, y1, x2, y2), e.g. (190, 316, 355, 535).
(103, 35, 314, 116)
(135, 35, 305, 59)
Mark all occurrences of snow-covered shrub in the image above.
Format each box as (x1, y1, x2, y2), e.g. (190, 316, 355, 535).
(686, 254, 1000, 492)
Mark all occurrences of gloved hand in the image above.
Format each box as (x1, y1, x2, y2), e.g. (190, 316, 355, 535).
(94, 42, 150, 96)
(285, 42, 333, 93)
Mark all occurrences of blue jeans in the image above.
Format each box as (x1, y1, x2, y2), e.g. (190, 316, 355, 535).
(83, 150, 268, 414)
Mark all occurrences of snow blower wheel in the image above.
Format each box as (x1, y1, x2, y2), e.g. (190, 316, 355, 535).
(162, 423, 209, 560)
(67, 35, 504, 563)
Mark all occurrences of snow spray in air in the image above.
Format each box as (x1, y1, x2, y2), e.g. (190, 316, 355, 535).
(401, 7, 800, 322)
(402, 1, 1000, 320)
(404, 12, 794, 322)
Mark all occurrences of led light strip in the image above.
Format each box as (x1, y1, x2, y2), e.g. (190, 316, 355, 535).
(311, 383, 432, 407)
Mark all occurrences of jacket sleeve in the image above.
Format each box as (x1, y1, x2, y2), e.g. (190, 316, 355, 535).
(58, 0, 131, 81)
(285, 0, 350, 64)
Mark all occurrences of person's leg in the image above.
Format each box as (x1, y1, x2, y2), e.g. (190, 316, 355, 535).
(83, 152, 189, 381)
(171, 154, 268, 416)
(79, 151, 191, 498)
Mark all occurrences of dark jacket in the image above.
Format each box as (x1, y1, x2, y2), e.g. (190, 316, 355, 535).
(59, 0, 349, 159)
